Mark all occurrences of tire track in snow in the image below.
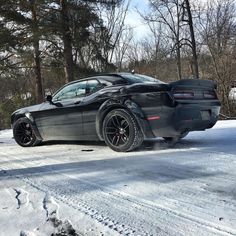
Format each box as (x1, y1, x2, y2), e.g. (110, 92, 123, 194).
(1, 147, 236, 235)
(21, 177, 148, 236)
(0, 152, 150, 235)
(3, 160, 236, 236)
(17, 172, 236, 236)
(40, 175, 236, 236)
(0, 151, 174, 235)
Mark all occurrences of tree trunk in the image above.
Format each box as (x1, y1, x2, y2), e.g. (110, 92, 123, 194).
(176, 44, 182, 80)
(60, 0, 74, 83)
(176, 2, 182, 80)
(33, 40, 44, 103)
(185, 0, 199, 79)
(31, 1, 44, 103)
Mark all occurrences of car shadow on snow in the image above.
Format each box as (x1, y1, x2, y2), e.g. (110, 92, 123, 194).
(32, 127, 236, 156)
(41, 140, 106, 147)
(141, 136, 236, 156)
(38, 139, 191, 153)
(0, 150, 225, 188)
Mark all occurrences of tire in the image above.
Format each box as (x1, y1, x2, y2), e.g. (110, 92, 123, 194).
(163, 131, 189, 142)
(102, 109, 143, 152)
(13, 117, 41, 147)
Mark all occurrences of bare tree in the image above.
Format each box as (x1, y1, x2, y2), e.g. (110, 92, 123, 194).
(199, 0, 236, 116)
(182, 0, 199, 78)
(113, 26, 133, 71)
(92, 0, 131, 71)
(142, 0, 184, 80)
(144, 20, 164, 78)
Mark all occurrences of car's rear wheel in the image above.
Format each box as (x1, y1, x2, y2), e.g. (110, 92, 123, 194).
(13, 117, 40, 147)
(163, 131, 189, 142)
(102, 109, 143, 152)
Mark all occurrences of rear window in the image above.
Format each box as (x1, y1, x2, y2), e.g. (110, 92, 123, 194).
(98, 76, 127, 86)
(121, 74, 164, 84)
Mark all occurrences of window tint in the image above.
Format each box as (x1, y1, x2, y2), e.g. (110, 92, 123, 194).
(99, 79, 112, 87)
(121, 74, 163, 84)
(86, 80, 100, 94)
(98, 76, 127, 85)
(53, 81, 87, 101)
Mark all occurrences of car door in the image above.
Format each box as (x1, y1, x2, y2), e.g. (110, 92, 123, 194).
(33, 81, 87, 140)
(80, 79, 108, 139)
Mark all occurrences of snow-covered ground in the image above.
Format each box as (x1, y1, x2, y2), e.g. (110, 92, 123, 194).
(0, 120, 236, 236)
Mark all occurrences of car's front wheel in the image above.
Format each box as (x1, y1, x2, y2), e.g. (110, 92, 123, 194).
(13, 117, 40, 147)
(102, 109, 143, 152)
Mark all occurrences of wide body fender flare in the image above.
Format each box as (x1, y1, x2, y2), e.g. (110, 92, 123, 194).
(96, 98, 155, 140)
(12, 112, 43, 141)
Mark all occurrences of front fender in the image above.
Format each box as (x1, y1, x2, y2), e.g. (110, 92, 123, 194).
(11, 111, 42, 141)
(96, 98, 155, 140)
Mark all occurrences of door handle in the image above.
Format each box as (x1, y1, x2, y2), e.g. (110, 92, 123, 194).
(74, 100, 81, 105)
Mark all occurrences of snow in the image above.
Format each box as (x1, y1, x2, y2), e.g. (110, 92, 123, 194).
(0, 120, 236, 236)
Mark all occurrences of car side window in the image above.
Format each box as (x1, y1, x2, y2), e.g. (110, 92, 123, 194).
(53, 81, 87, 101)
(99, 79, 112, 87)
(86, 80, 101, 95)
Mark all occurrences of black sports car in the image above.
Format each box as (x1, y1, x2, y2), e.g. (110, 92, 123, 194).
(11, 73, 221, 152)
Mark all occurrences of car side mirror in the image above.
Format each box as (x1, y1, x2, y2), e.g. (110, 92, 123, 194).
(45, 95, 63, 107)
(45, 95, 53, 103)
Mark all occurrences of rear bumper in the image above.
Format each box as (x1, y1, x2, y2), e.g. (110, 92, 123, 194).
(146, 102, 221, 138)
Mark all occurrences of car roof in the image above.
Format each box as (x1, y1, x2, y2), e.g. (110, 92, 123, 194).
(68, 72, 163, 86)
(67, 73, 127, 85)
(52, 73, 163, 97)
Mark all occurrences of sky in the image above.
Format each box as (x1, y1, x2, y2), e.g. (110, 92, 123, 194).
(125, 0, 208, 40)
(125, 0, 151, 39)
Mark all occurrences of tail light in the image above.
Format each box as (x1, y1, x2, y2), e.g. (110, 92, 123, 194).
(173, 90, 194, 99)
(203, 90, 217, 99)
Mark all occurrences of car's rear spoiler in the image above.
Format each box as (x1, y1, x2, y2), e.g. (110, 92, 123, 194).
(120, 83, 170, 94)
(170, 79, 217, 89)
(119, 79, 217, 95)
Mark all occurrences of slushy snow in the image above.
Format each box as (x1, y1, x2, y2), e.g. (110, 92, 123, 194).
(0, 120, 236, 236)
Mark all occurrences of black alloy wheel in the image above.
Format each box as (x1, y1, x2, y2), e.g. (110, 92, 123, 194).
(106, 113, 130, 146)
(13, 117, 38, 147)
(103, 109, 143, 152)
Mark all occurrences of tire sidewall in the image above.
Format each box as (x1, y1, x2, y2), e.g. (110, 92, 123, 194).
(102, 109, 139, 152)
(13, 117, 37, 147)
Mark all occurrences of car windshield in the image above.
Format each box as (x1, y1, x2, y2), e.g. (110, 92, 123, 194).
(121, 73, 164, 84)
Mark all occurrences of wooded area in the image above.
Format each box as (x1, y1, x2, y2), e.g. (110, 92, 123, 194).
(0, 0, 235, 129)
